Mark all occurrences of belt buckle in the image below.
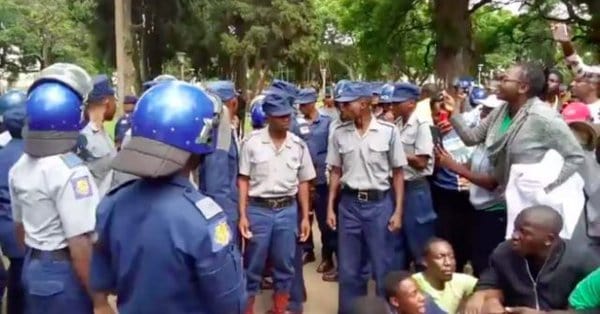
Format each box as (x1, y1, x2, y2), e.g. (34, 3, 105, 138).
(269, 198, 284, 208)
(357, 191, 369, 201)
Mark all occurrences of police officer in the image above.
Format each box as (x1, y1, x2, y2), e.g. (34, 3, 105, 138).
(0, 90, 27, 147)
(9, 63, 107, 314)
(326, 81, 407, 314)
(78, 75, 118, 196)
(292, 88, 335, 271)
(199, 80, 241, 243)
(376, 83, 395, 122)
(239, 92, 314, 314)
(0, 94, 26, 314)
(380, 83, 436, 270)
(90, 81, 246, 313)
(369, 81, 385, 116)
(320, 86, 339, 121)
(288, 87, 332, 314)
(114, 95, 137, 150)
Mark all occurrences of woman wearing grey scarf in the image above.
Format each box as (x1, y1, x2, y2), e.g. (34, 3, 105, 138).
(448, 63, 584, 193)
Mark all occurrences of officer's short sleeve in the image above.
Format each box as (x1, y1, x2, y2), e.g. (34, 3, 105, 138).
(388, 126, 408, 169)
(53, 166, 100, 238)
(415, 122, 434, 157)
(173, 202, 245, 313)
(326, 129, 342, 168)
(8, 168, 22, 223)
(238, 139, 252, 176)
(298, 142, 316, 182)
(90, 198, 116, 292)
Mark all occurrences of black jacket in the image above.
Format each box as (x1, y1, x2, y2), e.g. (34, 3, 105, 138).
(476, 240, 600, 310)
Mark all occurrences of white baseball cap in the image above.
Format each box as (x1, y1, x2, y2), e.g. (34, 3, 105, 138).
(477, 94, 505, 109)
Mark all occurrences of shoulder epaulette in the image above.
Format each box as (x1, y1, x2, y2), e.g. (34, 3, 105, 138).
(60, 152, 84, 169)
(289, 132, 305, 145)
(241, 130, 261, 143)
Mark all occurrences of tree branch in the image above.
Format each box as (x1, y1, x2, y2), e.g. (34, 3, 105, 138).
(560, 0, 589, 24)
(424, 40, 434, 69)
(469, 0, 493, 14)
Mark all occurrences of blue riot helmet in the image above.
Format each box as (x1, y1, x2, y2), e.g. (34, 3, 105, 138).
(3, 106, 26, 139)
(469, 86, 488, 107)
(453, 76, 475, 93)
(112, 81, 219, 178)
(198, 84, 235, 152)
(24, 63, 93, 157)
(250, 95, 267, 129)
(0, 90, 27, 118)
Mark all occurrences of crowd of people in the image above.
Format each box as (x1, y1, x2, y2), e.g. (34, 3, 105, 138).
(0, 22, 597, 314)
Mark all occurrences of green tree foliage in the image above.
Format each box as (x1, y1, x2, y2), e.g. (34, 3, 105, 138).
(2, 0, 600, 89)
(472, 6, 556, 70)
(0, 0, 103, 75)
(329, 0, 434, 82)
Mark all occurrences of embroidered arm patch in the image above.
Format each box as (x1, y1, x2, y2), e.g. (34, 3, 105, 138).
(70, 176, 93, 199)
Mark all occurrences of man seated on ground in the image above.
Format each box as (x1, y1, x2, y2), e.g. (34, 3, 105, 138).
(464, 205, 600, 313)
(384, 271, 447, 314)
(412, 238, 477, 314)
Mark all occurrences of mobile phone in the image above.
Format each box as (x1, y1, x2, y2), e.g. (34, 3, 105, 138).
(438, 111, 449, 123)
(551, 23, 570, 42)
(430, 126, 444, 149)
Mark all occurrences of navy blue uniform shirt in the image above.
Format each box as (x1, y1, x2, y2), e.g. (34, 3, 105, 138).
(90, 175, 246, 314)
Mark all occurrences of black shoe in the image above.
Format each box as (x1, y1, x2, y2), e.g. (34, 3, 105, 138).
(260, 277, 273, 290)
(316, 259, 334, 273)
(302, 251, 316, 265)
(322, 268, 338, 282)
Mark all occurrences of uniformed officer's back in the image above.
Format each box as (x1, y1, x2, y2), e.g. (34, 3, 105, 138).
(12, 63, 102, 314)
(10, 152, 98, 250)
(96, 176, 238, 313)
(90, 81, 245, 314)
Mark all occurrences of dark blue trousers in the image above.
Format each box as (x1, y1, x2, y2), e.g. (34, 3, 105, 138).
(22, 250, 91, 314)
(391, 179, 437, 271)
(244, 203, 297, 295)
(337, 192, 395, 314)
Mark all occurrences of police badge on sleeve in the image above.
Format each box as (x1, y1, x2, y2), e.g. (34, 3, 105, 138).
(70, 176, 93, 199)
(211, 220, 231, 250)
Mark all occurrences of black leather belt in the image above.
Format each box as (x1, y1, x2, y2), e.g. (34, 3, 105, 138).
(341, 188, 388, 202)
(30, 248, 70, 261)
(250, 196, 294, 209)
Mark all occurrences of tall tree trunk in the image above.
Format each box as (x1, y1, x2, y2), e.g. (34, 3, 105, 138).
(432, 0, 472, 86)
(122, 0, 138, 95)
